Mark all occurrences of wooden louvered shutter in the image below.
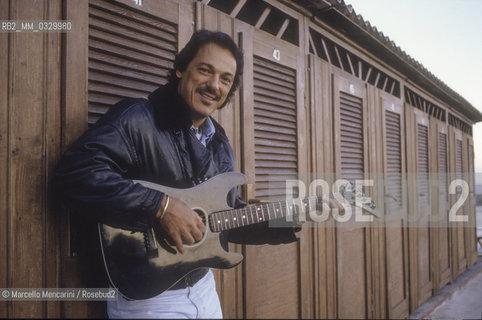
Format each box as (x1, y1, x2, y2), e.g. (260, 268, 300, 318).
(417, 124, 429, 204)
(439, 133, 448, 201)
(382, 97, 409, 319)
(385, 110, 402, 209)
(88, 0, 177, 124)
(468, 142, 474, 190)
(253, 56, 297, 201)
(455, 139, 463, 182)
(333, 76, 369, 319)
(455, 138, 467, 271)
(415, 117, 433, 306)
(340, 92, 364, 181)
(437, 128, 451, 289)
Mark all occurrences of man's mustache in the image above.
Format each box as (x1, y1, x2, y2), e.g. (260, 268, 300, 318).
(196, 86, 221, 101)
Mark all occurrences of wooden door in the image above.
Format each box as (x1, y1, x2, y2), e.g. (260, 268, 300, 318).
(0, 0, 62, 318)
(465, 137, 477, 266)
(454, 133, 467, 274)
(332, 72, 372, 319)
(62, 0, 193, 317)
(434, 122, 452, 290)
(380, 92, 409, 318)
(239, 26, 309, 318)
(413, 110, 433, 305)
(308, 54, 336, 319)
(197, 5, 244, 318)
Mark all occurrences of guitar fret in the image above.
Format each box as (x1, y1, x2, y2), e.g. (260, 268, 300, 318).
(274, 202, 280, 219)
(291, 200, 296, 220)
(228, 210, 234, 229)
(224, 211, 230, 230)
(263, 204, 269, 221)
(286, 200, 291, 220)
(236, 210, 243, 228)
(238, 209, 243, 228)
(244, 207, 249, 226)
(233, 209, 239, 228)
(222, 212, 228, 231)
(237, 208, 243, 227)
(213, 212, 220, 232)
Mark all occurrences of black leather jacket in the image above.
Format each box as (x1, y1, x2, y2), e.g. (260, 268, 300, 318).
(54, 83, 298, 245)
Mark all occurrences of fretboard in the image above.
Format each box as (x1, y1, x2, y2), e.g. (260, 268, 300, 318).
(209, 196, 319, 232)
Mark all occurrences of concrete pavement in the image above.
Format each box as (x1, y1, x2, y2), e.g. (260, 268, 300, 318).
(410, 257, 482, 320)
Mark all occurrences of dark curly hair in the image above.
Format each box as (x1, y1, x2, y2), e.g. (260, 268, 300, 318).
(167, 30, 244, 109)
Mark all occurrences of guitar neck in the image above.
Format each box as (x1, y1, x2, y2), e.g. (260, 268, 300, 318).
(209, 196, 319, 232)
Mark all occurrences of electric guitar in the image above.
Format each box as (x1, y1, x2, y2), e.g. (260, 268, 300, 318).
(98, 172, 376, 300)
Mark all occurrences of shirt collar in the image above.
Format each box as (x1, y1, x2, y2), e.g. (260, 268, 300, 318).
(190, 117, 216, 147)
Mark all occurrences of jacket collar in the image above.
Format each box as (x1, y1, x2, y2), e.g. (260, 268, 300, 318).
(149, 83, 192, 131)
(148, 83, 229, 144)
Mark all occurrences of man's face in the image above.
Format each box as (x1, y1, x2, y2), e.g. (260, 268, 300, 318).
(176, 43, 237, 127)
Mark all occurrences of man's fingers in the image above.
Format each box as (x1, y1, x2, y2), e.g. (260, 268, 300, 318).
(172, 234, 185, 254)
(191, 228, 204, 242)
(329, 198, 345, 212)
(196, 219, 206, 233)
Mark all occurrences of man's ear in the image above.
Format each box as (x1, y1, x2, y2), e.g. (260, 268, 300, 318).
(175, 70, 182, 79)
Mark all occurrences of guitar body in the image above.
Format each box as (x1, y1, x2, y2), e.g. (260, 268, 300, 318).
(98, 172, 247, 300)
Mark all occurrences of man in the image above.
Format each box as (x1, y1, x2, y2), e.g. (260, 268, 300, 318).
(54, 30, 300, 318)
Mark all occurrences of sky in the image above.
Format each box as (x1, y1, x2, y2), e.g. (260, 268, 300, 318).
(345, 0, 482, 183)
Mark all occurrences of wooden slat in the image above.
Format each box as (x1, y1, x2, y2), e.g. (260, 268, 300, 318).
(455, 139, 463, 180)
(385, 110, 402, 208)
(9, 0, 48, 316)
(417, 124, 429, 204)
(439, 133, 448, 200)
(0, 0, 9, 316)
(89, 7, 176, 48)
(253, 56, 297, 201)
(88, 0, 177, 125)
(339, 91, 363, 181)
(89, 0, 177, 35)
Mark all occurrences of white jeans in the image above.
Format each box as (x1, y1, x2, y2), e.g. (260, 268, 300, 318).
(107, 270, 223, 319)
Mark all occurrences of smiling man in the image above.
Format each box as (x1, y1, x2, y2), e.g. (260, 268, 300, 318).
(54, 30, 300, 318)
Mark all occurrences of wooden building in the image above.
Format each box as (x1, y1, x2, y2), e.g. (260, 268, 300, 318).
(1, 0, 480, 318)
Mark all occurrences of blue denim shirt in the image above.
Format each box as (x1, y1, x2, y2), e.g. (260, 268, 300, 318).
(190, 117, 215, 147)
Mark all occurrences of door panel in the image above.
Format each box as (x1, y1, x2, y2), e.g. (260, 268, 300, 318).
(380, 93, 409, 318)
(333, 73, 370, 319)
(466, 139, 477, 265)
(239, 27, 307, 318)
(414, 112, 432, 305)
(436, 124, 451, 288)
(455, 138, 467, 272)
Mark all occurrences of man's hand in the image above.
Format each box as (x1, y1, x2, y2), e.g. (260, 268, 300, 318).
(327, 197, 346, 212)
(155, 196, 205, 254)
